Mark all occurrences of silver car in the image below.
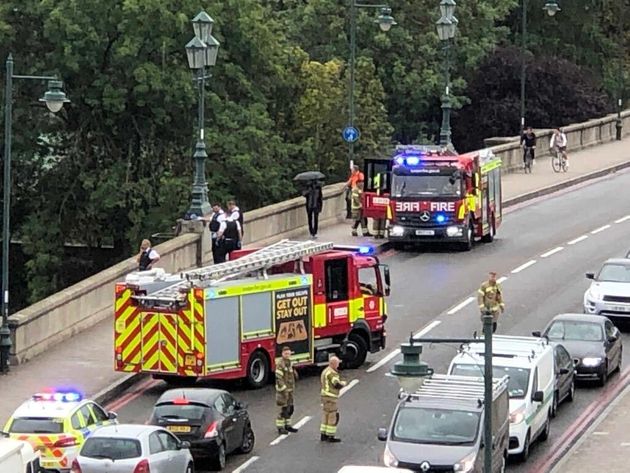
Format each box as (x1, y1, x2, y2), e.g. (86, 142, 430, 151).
(584, 258, 630, 317)
(71, 424, 194, 473)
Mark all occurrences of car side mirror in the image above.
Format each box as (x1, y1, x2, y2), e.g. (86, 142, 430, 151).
(585, 272, 595, 280)
(237, 401, 248, 410)
(559, 368, 569, 375)
(383, 265, 391, 287)
(532, 331, 542, 338)
(377, 428, 388, 441)
(107, 411, 118, 420)
(179, 440, 191, 450)
(532, 390, 544, 403)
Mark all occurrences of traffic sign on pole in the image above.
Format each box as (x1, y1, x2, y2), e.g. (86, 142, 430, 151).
(342, 126, 360, 143)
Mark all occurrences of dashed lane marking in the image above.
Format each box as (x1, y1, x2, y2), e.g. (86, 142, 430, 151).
(447, 297, 475, 315)
(269, 416, 312, 446)
(621, 442, 630, 447)
(497, 276, 508, 284)
(269, 434, 288, 446)
(568, 235, 588, 245)
(541, 246, 564, 258)
(413, 320, 442, 338)
(591, 224, 611, 234)
(340, 379, 359, 397)
(592, 431, 609, 435)
(232, 456, 260, 472)
(615, 215, 630, 224)
(511, 260, 537, 273)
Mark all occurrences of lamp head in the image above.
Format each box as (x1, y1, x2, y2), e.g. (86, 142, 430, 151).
(192, 11, 214, 43)
(543, 1, 561, 16)
(39, 80, 70, 113)
(376, 7, 397, 32)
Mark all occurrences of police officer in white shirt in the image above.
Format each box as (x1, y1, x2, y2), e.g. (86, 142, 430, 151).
(137, 239, 160, 271)
(215, 216, 242, 263)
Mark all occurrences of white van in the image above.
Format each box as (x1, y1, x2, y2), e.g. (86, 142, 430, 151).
(0, 437, 40, 473)
(447, 335, 555, 462)
(338, 467, 412, 473)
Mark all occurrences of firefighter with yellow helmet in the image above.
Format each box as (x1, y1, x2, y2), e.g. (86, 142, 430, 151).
(320, 355, 347, 443)
(275, 346, 299, 435)
(477, 271, 505, 333)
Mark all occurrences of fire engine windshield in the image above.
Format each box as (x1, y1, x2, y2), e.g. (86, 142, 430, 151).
(392, 175, 462, 198)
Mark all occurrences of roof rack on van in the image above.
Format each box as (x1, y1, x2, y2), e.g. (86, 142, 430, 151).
(403, 374, 509, 406)
(460, 335, 549, 362)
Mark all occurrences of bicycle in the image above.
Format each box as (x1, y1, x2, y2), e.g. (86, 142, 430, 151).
(523, 146, 534, 173)
(551, 147, 568, 173)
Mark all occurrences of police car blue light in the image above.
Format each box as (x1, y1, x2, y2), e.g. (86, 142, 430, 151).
(33, 390, 83, 402)
(436, 213, 446, 223)
(358, 246, 375, 255)
(395, 156, 405, 165)
(405, 156, 420, 166)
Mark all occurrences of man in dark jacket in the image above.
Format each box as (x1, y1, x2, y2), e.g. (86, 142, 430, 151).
(520, 126, 537, 166)
(302, 181, 323, 239)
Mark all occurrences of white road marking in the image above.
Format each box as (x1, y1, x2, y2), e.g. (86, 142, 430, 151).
(232, 456, 260, 472)
(497, 276, 508, 284)
(447, 297, 475, 315)
(615, 215, 630, 224)
(592, 431, 609, 436)
(511, 260, 537, 273)
(269, 416, 312, 446)
(591, 224, 611, 234)
(568, 235, 588, 245)
(293, 415, 312, 429)
(413, 320, 442, 339)
(541, 246, 564, 258)
(366, 349, 401, 373)
(340, 379, 359, 397)
(269, 434, 288, 446)
(621, 442, 630, 447)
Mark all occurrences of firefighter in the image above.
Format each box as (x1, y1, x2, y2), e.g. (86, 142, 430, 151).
(477, 271, 505, 333)
(373, 172, 386, 239)
(275, 346, 299, 435)
(351, 181, 371, 237)
(320, 355, 347, 443)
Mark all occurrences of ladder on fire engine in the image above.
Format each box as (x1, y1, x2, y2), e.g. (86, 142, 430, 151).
(134, 240, 334, 302)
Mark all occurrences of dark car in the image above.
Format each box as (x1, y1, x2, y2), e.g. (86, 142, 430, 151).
(550, 343, 576, 417)
(535, 314, 622, 386)
(148, 388, 254, 471)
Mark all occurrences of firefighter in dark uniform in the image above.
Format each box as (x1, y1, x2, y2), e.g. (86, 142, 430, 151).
(275, 346, 299, 435)
(320, 355, 347, 442)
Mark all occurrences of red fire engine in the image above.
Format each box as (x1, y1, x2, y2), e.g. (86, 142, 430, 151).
(362, 145, 503, 250)
(114, 240, 390, 388)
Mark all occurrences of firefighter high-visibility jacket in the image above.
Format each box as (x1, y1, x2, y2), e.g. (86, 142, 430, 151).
(320, 366, 347, 399)
(477, 281, 505, 315)
(276, 358, 296, 398)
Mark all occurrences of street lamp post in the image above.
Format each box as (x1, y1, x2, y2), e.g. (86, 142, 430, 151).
(184, 11, 220, 219)
(519, 0, 561, 133)
(392, 313, 495, 473)
(436, 0, 458, 148)
(1, 54, 69, 373)
(615, 0, 625, 141)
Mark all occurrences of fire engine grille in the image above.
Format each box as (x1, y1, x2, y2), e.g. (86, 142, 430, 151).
(396, 213, 456, 227)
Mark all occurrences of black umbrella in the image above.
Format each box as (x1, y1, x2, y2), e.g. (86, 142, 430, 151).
(293, 171, 325, 182)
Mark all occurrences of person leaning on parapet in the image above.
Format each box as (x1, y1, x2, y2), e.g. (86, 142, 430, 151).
(136, 239, 160, 271)
(520, 126, 537, 166)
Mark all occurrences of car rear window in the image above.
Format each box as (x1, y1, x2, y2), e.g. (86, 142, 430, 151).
(154, 404, 208, 421)
(81, 437, 142, 460)
(9, 417, 64, 434)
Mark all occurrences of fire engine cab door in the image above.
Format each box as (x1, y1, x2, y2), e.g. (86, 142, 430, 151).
(324, 257, 350, 327)
(357, 266, 381, 321)
(480, 174, 489, 234)
(141, 312, 178, 374)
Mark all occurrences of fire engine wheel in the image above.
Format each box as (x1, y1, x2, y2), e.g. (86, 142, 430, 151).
(481, 217, 495, 243)
(460, 222, 474, 251)
(341, 333, 368, 369)
(246, 351, 270, 389)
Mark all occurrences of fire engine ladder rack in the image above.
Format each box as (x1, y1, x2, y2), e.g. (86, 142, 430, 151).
(134, 240, 334, 303)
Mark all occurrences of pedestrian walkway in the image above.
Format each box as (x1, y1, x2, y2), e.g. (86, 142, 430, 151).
(551, 379, 630, 472)
(0, 139, 628, 425)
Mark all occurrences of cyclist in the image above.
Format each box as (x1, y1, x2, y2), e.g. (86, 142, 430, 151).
(549, 127, 568, 169)
(520, 126, 537, 168)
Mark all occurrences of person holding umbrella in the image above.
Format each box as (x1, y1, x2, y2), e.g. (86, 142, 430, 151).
(294, 172, 325, 239)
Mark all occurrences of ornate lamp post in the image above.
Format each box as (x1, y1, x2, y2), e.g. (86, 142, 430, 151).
(436, 0, 457, 148)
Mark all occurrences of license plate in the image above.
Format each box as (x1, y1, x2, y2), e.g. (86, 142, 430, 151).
(167, 425, 191, 433)
(415, 230, 435, 236)
(611, 305, 630, 312)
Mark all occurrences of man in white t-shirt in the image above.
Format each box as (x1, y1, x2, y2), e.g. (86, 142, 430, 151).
(550, 128, 569, 168)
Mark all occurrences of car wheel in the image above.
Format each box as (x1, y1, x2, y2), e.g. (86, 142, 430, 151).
(210, 442, 226, 471)
(598, 361, 608, 387)
(518, 431, 530, 463)
(341, 333, 368, 369)
(246, 351, 270, 389)
(550, 391, 558, 418)
(539, 413, 550, 442)
(238, 424, 255, 454)
(185, 462, 194, 473)
(567, 378, 576, 403)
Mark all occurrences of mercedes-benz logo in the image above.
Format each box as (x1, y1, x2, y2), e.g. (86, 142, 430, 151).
(419, 211, 431, 222)
(420, 461, 431, 472)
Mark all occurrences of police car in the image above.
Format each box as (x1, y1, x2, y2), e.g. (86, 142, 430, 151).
(3, 390, 118, 472)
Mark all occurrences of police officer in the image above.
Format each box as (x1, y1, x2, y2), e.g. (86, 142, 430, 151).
(275, 346, 299, 435)
(215, 216, 242, 263)
(477, 271, 505, 333)
(136, 239, 160, 271)
(320, 356, 347, 443)
(206, 204, 226, 263)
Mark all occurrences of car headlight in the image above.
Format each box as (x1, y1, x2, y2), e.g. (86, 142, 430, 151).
(446, 226, 462, 237)
(383, 445, 398, 468)
(390, 225, 404, 237)
(586, 288, 603, 302)
(582, 357, 603, 367)
(509, 407, 525, 424)
(454, 451, 477, 473)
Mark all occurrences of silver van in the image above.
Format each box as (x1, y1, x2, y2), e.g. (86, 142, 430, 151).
(377, 374, 509, 473)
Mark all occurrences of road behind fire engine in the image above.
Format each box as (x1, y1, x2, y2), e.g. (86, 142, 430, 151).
(110, 167, 630, 473)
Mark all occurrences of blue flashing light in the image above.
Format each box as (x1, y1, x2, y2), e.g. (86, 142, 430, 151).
(394, 156, 405, 165)
(436, 213, 446, 224)
(406, 156, 420, 166)
(33, 390, 83, 403)
(358, 246, 375, 255)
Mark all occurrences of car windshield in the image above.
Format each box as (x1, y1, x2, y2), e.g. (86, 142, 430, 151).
(81, 437, 142, 460)
(9, 417, 64, 434)
(392, 406, 479, 445)
(547, 321, 603, 342)
(391, 175, 461, 197)
(597, 263, 630, 282)
(451, 364, 530, 399)
(154, 403, 207, 421)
